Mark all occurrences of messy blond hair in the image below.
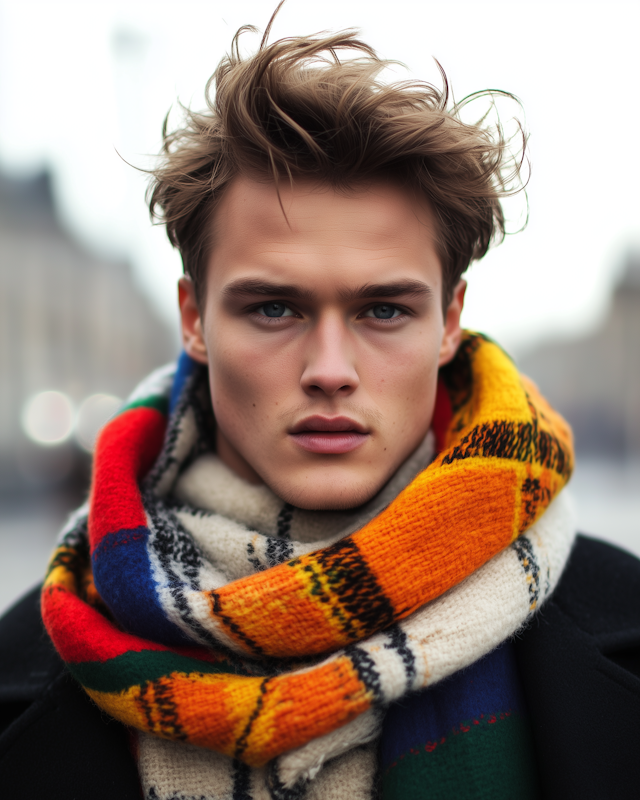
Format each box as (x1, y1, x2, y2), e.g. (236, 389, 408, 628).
(148, 9, 525, 308)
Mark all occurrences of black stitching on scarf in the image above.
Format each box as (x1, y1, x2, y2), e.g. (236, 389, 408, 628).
(440, 418, 571, 478)
(276, 503, 294, 540)
(232, 759, 252, 800)
(345, 645, 382, 700)
(146, 502, 275, 669)
(246, 538, 293, 571)
(145, 497, 228, 651)
(144, 508, 288, 669)
(247, 541, 267, 572)
(138, 680, 155, 734)
(234, 677, 270, 760)
(143, 365, 210, 493)
(142, 378, 191, 493)
(512, 536, 540, 614)
(311, 539, 396, 640)
(144, 499, 278, 674)
(152, 678, 187, 740)
(139, 678, 186, 741)
(384, 625, 416, 689)
(47, 534, 89, 582)
(147, 499, 201, 582)
(519, 474, 553, 534)
(267, 764, 308, 800)
(211, 591, 266, 657)
(266, 537, 294, 567)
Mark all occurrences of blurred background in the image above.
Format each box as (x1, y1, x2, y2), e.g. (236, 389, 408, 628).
(1, 0, 638, 614)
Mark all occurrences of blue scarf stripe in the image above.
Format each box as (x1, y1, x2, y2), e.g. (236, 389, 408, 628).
(381, 640, 528, 766)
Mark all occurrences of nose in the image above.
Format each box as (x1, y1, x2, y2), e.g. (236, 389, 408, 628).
(300, 313, 360, 397)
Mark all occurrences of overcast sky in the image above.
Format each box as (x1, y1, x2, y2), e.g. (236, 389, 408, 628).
(0, 0, 638, 353)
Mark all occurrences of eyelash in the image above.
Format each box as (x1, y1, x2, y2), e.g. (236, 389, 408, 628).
(250, 303, 298, 324)
(249, 302, 411, 324)
(362, 305, 407, 324)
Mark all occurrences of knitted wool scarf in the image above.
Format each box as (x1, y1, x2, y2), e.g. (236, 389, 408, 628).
(42, 332, 575, 798)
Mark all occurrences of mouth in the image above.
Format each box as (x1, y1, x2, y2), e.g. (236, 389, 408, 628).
(289, 416, 369, 455)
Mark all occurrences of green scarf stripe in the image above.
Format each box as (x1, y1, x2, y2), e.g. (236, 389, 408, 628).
(69, 649, 244, 693)
(382, 714, 540, 800)
(120, 394, 169, 415)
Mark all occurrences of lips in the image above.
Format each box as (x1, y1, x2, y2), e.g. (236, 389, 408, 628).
(289, 416, 369, 454)
(289, 416, 368, 434)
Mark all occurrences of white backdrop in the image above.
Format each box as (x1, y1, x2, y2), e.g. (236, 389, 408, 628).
(1, 0, 638, 353)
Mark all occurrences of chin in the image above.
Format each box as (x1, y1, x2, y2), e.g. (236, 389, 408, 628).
(267, 474, 384, 511)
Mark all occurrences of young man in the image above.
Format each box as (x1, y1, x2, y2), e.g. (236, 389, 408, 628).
(1, 15, 639, 800)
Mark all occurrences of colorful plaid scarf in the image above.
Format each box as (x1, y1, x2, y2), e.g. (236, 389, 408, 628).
(41, 332, 575, 797)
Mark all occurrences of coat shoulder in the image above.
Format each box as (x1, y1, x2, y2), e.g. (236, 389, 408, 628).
(0, 587, 140, 799)
(552, 534, 640, 643)
(0, 586, 63, 731)
(514, 534, 640, 799)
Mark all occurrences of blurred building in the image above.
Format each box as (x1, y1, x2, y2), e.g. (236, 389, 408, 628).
(519, 254, 640, 458)
(0, 171, 177, 495)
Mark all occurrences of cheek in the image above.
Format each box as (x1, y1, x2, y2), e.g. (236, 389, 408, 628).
(209, 339, 263, 420)
(367, 331, 442, 428)
(206, 327, 295, 434)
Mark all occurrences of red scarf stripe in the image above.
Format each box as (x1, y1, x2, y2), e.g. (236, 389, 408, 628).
(89, 406, 166, 551)
(431, 377, 453, 453)
(41, 583, 173, 663)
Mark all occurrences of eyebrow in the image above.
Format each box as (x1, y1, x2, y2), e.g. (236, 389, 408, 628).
(337, 280, 433, 302)
(222, 279, 316, 301)
(223, 278, 432, 302)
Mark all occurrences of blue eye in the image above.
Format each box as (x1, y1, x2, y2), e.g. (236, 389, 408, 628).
(365, 304, 401, 320)
(259, 302, 292, 318)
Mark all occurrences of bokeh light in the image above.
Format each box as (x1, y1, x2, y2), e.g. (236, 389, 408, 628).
(75, 393, 122, 452)
(21, 391, 75, 446)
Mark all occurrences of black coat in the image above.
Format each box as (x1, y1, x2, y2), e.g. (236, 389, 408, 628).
(1, 535, 639, 798)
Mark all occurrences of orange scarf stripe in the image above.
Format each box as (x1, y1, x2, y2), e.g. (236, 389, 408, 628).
(212, 462, 521, 657)
(87, 655, 372, 767)
(200, 336, 573, 658)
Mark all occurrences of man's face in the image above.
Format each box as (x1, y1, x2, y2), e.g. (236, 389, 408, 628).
(180, 176, 465, 510)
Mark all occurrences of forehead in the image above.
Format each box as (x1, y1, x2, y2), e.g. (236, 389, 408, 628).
(207, 175, 442, 293)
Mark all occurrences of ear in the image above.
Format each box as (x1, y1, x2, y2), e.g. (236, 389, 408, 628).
(178, 277, 209, 365)
(438, 279, 466, 367)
